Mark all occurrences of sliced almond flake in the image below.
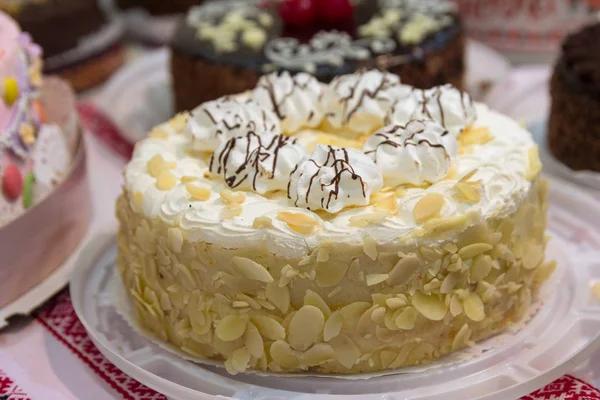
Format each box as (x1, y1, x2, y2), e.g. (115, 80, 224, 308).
(526, 145, 543, 180)
(220, 189, 246, 204)
(156, 171, 177, 191)
(215, 315, 247, 342)
(374, 194, 398, 214)
(302, 343, 335, 366)
(591, 282, 600, 301)
(363, 235, 378, 261)
(288, 305, 325, 351)
(251, 316, 285, 341)
(266, 283, 291, 313)
(463, 292, 485, 322)
(186, 183, 211, 201)
(349, 210, 390, 227)
(147, 154, 176, 178)
(317, 247, 330, 263)
(323, 311, 343, 341)
(458, 169, 479, 183)
(387, 255, 421, 285)
(243, 322, 264, 358)
(252, 216, 272, 229)
(232, 256, 274, 283)
(454, 182, 481, 202)
(270, 341, 299, 369)
(411, 292, 448, 321)
(221, 204, 243, 219)
(277, 211, 319, 235)
(413, 193, 444, 223)
(458, 243, 493, 260)
(366, 273, 388, 286)
(304, 290, 332, 317)
(328, 287, 342, 298)
(232, 301, 250, 308)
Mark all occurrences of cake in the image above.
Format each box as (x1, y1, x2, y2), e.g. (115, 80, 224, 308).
(548, 23, 600, 172)
(116, 70, 553, 375)
(1, 0, 125, 91)
(116, 0, 201, 15)
(0, 11, 90, 306)
(171, 0, 465, 113)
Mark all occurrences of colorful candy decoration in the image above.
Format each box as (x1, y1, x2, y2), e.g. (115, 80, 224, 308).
(2, 77, 19, 106)
(32, 100, 47, 124)
(22, 173, 35, 209)
(2, 164, 23, 201)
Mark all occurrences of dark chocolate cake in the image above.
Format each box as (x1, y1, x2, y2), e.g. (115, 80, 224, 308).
(171, 0, 465, 113)
(116, 0, 202, 15)
(548, 23, 600, 172)
(1, 0, 125, 91)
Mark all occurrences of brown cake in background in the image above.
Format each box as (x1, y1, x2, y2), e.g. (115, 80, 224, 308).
(548, 23, 600, 172)
(1, 0, 125, 91)
(171, 0, 465, 113)
(116, 0, 201, 15)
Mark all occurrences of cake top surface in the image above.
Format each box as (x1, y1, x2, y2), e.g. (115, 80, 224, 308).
(559, 22, 600, 96)
(172, 0, 460, 77)
(124, 70, 541, 257)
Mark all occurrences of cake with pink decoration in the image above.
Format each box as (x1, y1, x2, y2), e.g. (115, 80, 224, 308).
(0, 11, 81, 226)
(0, 11, 90, 309)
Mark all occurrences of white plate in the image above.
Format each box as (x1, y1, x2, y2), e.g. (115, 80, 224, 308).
(96, 40, 511, 145)
(70, 177, 600, 400)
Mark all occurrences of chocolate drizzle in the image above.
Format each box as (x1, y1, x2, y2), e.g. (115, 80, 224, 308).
(416, 85, 472, 130)
(333, 69, 400, 124)
(288, 146, 369, 211)
(364, 120, 448, 156)
(210, 132, 298, 191)
(257, 72, 321, 122)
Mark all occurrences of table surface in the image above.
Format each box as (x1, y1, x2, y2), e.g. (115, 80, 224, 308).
(3, 51, 600, 400)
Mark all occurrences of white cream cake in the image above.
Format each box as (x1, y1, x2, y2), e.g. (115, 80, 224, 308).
(116, 70, 553, 375)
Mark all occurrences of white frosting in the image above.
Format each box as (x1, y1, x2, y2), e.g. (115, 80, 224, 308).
(125, 93, 535, 258)
(363, 119, 458, 187)
(209, 133, 307, 194)
(322, 70, 412, 134)
(288, 145, 383, 213)
(252, 72, 325, 133)
(184, 97, 281, 152)
(409, 85, 477, 136)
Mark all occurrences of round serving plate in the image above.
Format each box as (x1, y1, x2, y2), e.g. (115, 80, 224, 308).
(96, 40, 511, 146)
(70, 177, 600, 400)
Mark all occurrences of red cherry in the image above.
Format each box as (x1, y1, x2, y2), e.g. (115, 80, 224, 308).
(317, 0, 354, 23)
(278, 0, 318, 26)
(2, 164, 23, 201)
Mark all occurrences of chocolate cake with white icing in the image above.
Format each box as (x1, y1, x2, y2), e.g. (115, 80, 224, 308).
(171, 0, 465, 113)
(1, 0, 125, 91)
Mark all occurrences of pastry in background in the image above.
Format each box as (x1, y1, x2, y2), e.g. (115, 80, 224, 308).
(548, 23, 600, 172)
(1, 0, 126, 91)
(171, 0, 465, 113)
(0, 10, 90, 307)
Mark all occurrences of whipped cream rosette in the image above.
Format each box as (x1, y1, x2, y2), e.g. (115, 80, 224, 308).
(363, 119, 459, 187)
(184, 97, 281, 151)
(252, 71, 325, 133)
(117, 69, 551, 376)
(210, 132, 307, 194)
(288, 145, 383, 213)
(385, 84, 476, 136)
(321, 70, 413, 135)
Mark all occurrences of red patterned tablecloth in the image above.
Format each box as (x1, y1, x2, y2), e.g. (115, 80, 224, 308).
(2, 104, 600, 400)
